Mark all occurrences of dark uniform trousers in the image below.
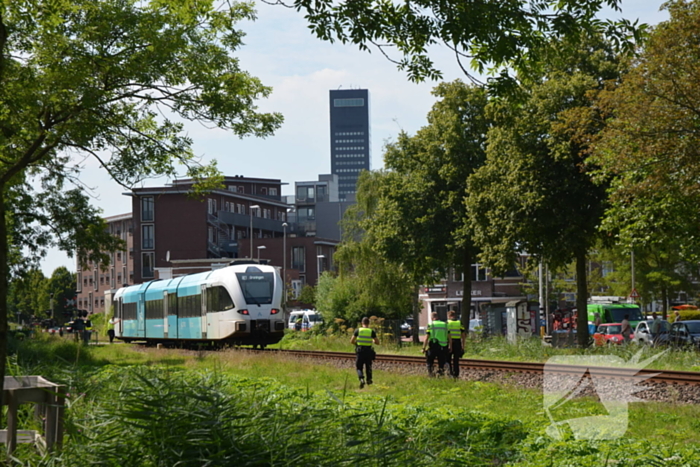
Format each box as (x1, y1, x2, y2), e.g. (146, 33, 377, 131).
(449, 340, 464, 378)
(355, 346, 374, 383)
(426, 341, 448, 376)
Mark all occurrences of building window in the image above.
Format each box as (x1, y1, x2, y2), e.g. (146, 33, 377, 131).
(93, 270, 98, 291)
(142, 224, 154, 250)
(298, 207, 315, 222)
(471, 264, 488, 282)
(261, 187, 267, 195)
(208, 198, 217, 214)
(296, 186, 314, 202)
(225, 201, 230, 212)
(269, 188, 278, 196)
(292, 246, 305, 272)
(334, 98, 364, 107)
(141, 196, 154, 222)
(142, 252, 155, 278)
(237, 186, 244, 193)
(77, 272, 82, 293)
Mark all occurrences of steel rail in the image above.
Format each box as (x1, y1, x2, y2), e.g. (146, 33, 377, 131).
(270, 349, 700, 385)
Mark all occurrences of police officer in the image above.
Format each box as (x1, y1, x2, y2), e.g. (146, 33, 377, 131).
(350, 317, 379, 388)
(107, 316, 116, 344)
(422, 312, 448, 376)
(447, 310, 466, 379)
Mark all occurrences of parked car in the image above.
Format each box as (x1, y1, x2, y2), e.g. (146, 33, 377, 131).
(287, 310, 323, 331)
(593, 323, 633, 346)
(400, 318, 414, 338)
(668, 320, 700, 348)
(47, 327, 62, 335)
(632, 319, 670, 346)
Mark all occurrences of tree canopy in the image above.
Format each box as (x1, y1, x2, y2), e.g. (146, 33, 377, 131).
(468, 35, 622, 345)
(382, 80, 490, 325)
(593, 0, 700, 261)
(280, 0, 644, 85)
(0, 0, 282, 391)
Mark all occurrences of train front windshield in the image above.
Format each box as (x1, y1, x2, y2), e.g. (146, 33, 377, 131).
(236, 272, 275, 305)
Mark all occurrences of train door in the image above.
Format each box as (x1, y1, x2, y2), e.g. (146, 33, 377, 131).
(204, 285, 218, 340)
(116, 298, 123, 336)
(163, 291, 169, 339)
(137, 294, 146, 338)
(168, 293, 178, 339)
(200, 285, 208, 339)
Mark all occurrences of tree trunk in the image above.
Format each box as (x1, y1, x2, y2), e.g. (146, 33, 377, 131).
(0, 188, 8, 403)
(411, 285, 420, 344)
(461, 246, 472, 334)
(576, 249, 589, 347)
(661, 288, 668, 320)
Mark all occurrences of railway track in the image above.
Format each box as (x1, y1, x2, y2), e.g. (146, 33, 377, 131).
(270, 349, 700, 386)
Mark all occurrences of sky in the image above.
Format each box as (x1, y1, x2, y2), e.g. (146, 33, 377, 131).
(39, 0, 669, 276)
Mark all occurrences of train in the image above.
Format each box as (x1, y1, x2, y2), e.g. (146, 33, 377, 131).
(113, 260, 285, 348)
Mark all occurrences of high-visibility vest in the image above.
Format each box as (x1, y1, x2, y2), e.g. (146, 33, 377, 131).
(356, 327, 374, 346)
(429, 320, 448, 347)
(447, 320, 463, 339)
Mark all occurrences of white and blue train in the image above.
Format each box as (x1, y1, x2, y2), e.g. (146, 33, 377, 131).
(113, 261, 285, 347)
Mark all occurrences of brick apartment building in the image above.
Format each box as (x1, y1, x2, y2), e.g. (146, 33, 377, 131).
(76, 213, 133, 314)
(77, 175, 340, 314)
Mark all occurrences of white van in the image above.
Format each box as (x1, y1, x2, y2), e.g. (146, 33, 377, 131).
(288, 310, 324, 331)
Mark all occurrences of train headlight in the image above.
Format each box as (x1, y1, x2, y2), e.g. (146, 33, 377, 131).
(271, 308, 280, 314)
(238, 309, 249, 315)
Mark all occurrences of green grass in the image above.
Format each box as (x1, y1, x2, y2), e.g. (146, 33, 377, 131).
(7, 334, 700, 466)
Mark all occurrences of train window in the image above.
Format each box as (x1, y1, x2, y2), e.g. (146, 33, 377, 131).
(177, 294, 202, 318)
(206, 286, 235, 312)
(123, 302, 137, 321)
(145, 299, 164, 320)
(168, 294, 177, 316)
(236, 272, 274, 305)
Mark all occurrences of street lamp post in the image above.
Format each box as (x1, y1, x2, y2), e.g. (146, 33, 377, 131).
(282, 222, 288, 303)
(257, 245, 266, 261)
(249, 204, 260, 258)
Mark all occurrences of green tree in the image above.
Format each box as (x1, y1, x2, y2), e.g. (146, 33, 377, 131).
(7, 268, 48, 324)
(286, 0, 643, 85)
(0, 0, 282, 392)
(297, 284, 316, 308)
(593, 0, 700, 271)
(382, 81, 491, 327)
(330, 172, 417, 330)
(468, 37, 621, 346)
(47, 266, 77, 321)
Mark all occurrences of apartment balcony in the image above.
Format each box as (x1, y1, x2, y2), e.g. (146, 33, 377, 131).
(217, 211, 287, 233)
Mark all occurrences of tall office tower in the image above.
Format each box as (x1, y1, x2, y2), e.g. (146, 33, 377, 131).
(329, 89, 370, 201)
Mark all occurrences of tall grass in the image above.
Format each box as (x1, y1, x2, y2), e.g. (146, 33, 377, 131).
(7, 336, 700, 466)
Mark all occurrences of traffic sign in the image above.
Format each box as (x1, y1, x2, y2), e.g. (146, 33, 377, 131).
(629, 288, 640, 300)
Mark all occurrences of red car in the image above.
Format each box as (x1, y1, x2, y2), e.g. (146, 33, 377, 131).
(593, 323, 634, 346)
